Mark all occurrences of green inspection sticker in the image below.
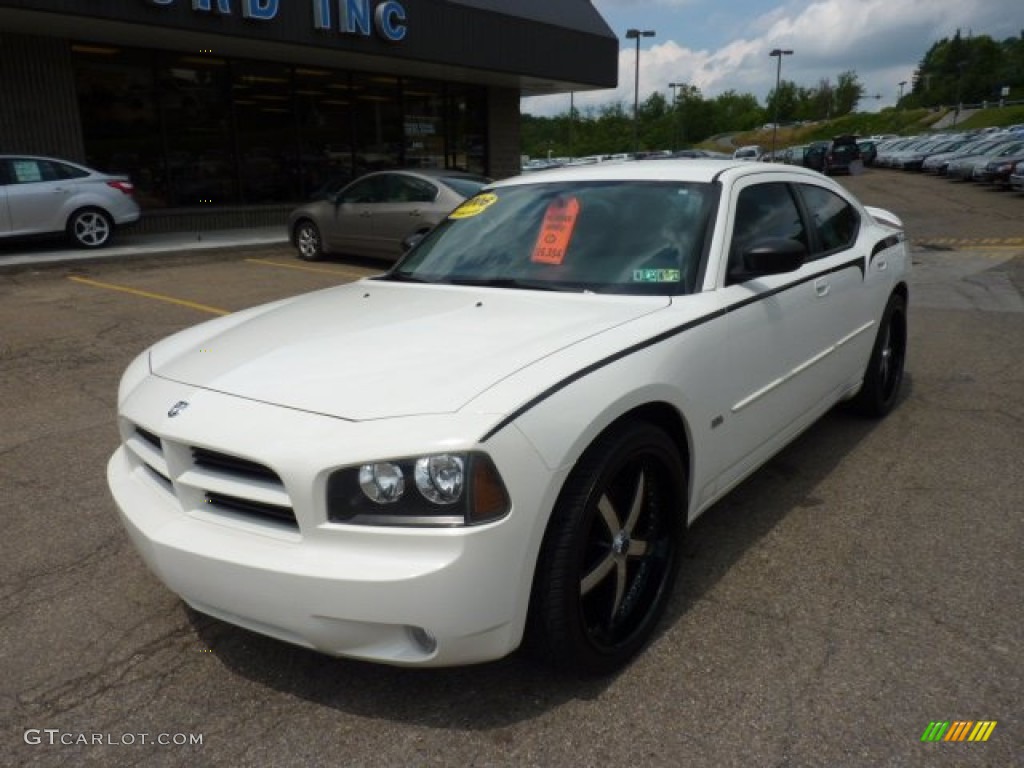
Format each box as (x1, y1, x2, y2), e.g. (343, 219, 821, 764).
(449, 193, 498, 219)
(633, 269, 681, 283)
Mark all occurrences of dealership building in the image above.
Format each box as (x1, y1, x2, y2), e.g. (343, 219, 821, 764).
(0, 0, 616, 230)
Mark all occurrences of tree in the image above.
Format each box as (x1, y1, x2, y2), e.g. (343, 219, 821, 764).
(765, 79, 800, 123)
(833, 70, 865, 116)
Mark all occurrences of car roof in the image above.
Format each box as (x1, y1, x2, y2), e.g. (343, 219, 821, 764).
(492, 159, 829, 188)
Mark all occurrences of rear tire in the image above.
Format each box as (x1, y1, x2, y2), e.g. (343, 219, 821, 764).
(851, 292, 907, 418)
(67, 208, 113, 248)
(527, 421, 686, 676)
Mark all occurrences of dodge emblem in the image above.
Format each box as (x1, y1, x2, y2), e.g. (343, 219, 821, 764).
(167, 400, 189, 418)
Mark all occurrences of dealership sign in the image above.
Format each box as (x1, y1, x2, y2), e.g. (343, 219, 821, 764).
(147, 0, 408, 42)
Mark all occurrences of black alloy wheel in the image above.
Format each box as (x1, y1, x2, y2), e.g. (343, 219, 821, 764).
(852, 292, 907, 417)
(527, 421, 686, 676)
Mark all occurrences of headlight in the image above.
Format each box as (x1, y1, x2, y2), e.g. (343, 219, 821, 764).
(327, 452, 510, 527)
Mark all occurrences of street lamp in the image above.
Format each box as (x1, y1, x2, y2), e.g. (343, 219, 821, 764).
(769, 48, 793, 162)
(669, 81, 685, 151)
(626, 28, 656, 153)
(898, 80, 907, 104)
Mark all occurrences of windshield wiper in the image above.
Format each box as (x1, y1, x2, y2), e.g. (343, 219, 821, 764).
(378, 272, 433, 284)
(444, 277, 563, 292)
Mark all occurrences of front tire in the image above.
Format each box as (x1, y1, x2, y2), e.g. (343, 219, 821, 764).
(68, 208, 113, 248)
(294, 220, 324, 261)
(852, 292, 907, 417)
(527, 421, 686, 676)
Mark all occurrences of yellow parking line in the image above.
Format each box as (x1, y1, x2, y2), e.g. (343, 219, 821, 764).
(68, 276, 229, 316)
(245, 258, 375, 279)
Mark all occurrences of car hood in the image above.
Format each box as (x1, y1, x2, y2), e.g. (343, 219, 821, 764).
(151, 280, 669, 420)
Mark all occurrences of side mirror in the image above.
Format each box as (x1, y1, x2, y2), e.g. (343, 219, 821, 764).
(729, 238, 805, 283)
(402, 231, 425, 251)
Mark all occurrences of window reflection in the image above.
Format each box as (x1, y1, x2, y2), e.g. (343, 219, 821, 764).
(159, 52, 236, 205)
(72, 45, 488, 210)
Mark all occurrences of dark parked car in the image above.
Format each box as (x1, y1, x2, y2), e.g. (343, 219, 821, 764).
(288, 169, 490, 262)
(805, 135, 861, 175)
(857, 140, 878, 167)
(977, 151, 1024, 186)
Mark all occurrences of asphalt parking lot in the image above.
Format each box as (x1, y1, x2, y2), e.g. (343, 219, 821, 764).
(2, 170, 1022, 767)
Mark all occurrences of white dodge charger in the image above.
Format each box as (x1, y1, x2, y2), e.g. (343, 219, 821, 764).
(108, 160, 908, 675)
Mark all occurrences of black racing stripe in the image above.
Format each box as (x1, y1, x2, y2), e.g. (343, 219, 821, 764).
(479, 255, 865, 443)
(479, 307, 729, 442)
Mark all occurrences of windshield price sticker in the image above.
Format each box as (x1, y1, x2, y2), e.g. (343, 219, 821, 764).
(633, 269, 681, 283)
(531, 197, 580, 265)
(449, 193, 498, 219)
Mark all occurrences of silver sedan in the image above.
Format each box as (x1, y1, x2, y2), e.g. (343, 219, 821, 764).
(0, 155, 140, 248)
(288, 169, 489, 262)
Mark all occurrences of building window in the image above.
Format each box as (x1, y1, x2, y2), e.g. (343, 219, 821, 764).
(72, 45, 488, 210)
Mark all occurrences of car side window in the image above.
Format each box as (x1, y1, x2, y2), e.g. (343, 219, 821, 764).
(8, 158, 55, 184)
(797, 184, 860, 257)
(389, 175, 437, 203)
(341, 176, 387, 204)
(728, 182, 807, 279)
(53, 162, 90, 181)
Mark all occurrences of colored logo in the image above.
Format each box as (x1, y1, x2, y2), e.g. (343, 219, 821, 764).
(921, 721, 997, 742)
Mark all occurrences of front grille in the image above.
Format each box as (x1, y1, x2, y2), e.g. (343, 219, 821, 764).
(204, 491, 297, 526)
(136, 426, 162, 450)
(192, 446, 282, 483)
(125, 421, 298, 533)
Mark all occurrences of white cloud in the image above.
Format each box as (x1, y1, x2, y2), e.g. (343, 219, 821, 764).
(523, 0, 1022, 116)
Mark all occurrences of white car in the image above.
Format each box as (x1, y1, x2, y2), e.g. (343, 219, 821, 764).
(108, 160, 908, 675)
(732, 145, 764, 161)
(0, 155, 140, 248)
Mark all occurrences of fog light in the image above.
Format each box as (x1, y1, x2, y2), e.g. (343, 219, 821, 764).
(358, 462, 405, 504)
(409, 626, 437, 654)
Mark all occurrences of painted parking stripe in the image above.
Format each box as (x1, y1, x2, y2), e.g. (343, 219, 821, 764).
(68, 276, 229, 316)
(245, 258, 376, 279)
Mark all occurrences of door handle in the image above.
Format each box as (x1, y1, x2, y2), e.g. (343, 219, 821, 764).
(409, 209, 421, 216)
(814, 278, 830, 297)
(360, 211, 371, 217)
(875, 259, 888, 271)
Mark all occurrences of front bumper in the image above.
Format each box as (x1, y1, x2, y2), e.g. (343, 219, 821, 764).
(107, 378, 558, 667)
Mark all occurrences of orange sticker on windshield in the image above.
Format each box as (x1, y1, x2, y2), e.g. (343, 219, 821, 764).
(531, 197, 580, 265)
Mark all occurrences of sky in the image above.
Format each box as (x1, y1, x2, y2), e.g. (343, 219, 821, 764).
(521, 0, 1023, 117)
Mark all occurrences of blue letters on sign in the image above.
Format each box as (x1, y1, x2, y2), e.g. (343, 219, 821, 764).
(312, 0, 331, 30)
(340, 0, 372, 36)
(192, 0, 232, 12)
(147, 0, 406, 40)
(375, 0, 407, 42)
(243, 0, 278, 20)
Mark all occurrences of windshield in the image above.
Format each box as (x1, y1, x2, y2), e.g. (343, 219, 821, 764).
(385, 180, 716, 295)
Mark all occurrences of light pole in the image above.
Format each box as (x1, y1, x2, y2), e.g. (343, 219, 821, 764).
(626, 28, 656, 153)
(897, 80, 907, 104)
(769, 48, 793, 162)
(669, 81, 685, 151)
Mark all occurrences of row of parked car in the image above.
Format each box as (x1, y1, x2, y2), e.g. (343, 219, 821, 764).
(868, 127, 1024, 189)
